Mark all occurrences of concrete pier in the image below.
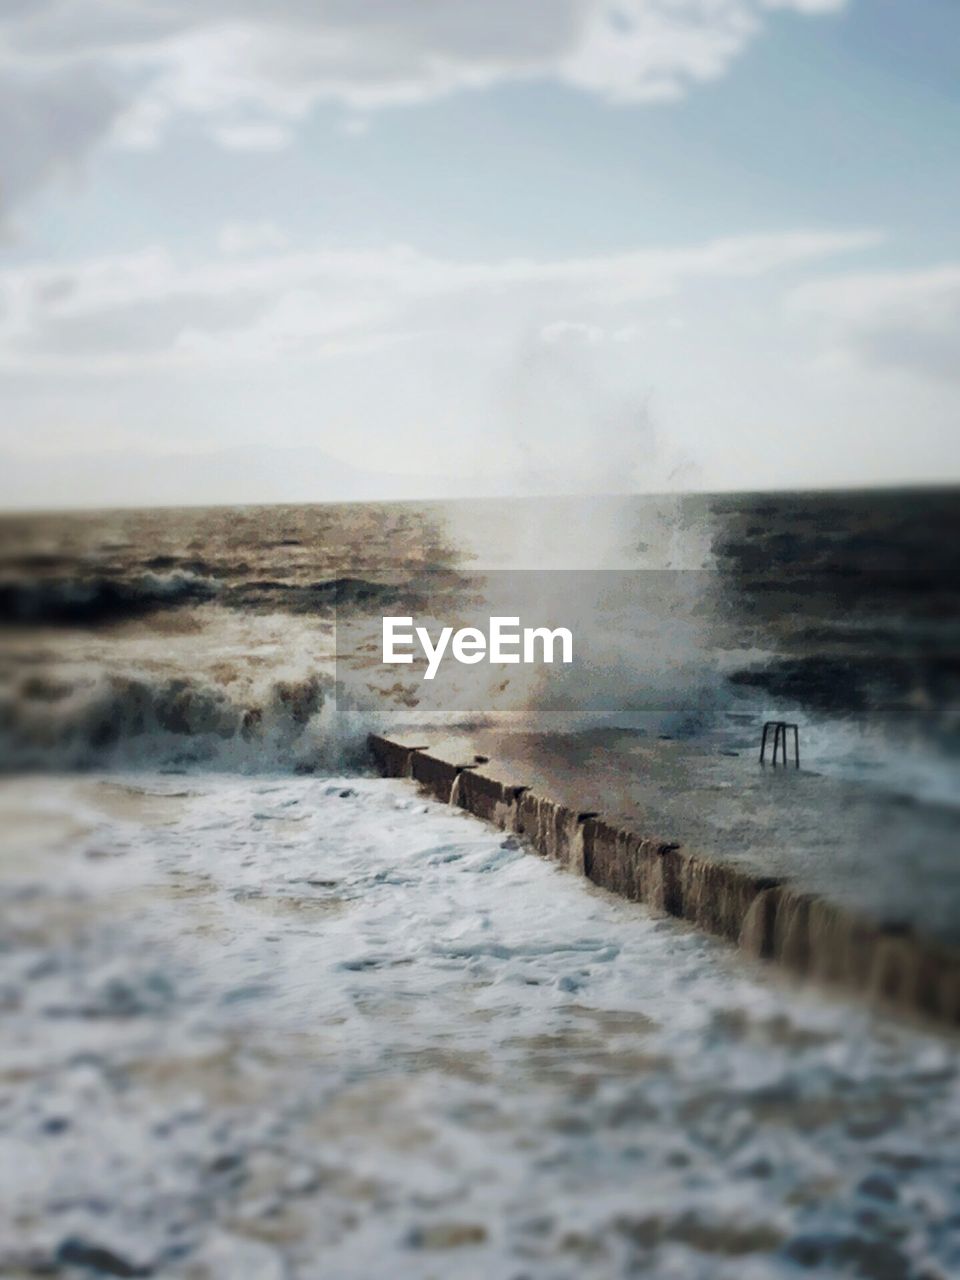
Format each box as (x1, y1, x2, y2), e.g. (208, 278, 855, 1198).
(369, 728, 960, 1027)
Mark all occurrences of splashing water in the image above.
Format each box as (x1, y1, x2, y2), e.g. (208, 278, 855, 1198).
(2, 771, 958, 1279)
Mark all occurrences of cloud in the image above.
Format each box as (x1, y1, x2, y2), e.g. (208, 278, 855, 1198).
(8, 224, 952, 501)
(0, 1, 848, 211)
(0, 68, 120, 223)
(540, 321, 605, 345)
(788, 264, 960, 384)
(0, 229, 879, 503)
(0, 228, 878, 376)
(209, 121, 294, 151)
(218, 221, 289, 254)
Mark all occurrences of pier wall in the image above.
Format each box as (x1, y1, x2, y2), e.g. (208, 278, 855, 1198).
(369, 732, 960, 1027)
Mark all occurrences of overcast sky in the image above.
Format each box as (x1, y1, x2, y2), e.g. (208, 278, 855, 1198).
(1, 0, 958, 508)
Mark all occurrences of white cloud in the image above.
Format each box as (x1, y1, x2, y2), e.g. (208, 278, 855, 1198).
(540, 320, 605, 345)
(218, 221, 289, 255)
(5, 224, 954, 500)
(0, 1, 848, 210)
(210, 121, 294, 150)
(763, 0, 844, 11)
(0, 229, 878, 376)
(788, 265, 960, 384)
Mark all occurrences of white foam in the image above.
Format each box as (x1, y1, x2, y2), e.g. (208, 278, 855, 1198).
(1, 772, 958, 1278)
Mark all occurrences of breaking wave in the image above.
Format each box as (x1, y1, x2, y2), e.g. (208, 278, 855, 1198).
(0, 570, 220, 626)
(0, 670, 372, 773)
(0, 570, 432, 624)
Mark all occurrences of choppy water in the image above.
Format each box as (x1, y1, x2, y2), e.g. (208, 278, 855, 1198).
(3, 772, 959, 1280)
(0, 491, 958, 1277)
(0, 490, 958, 798)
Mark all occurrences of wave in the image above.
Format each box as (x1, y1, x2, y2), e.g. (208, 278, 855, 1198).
(0, 670, 372, 772)
(223, 575, 420, 615)
(0, 570, 429, 625)
(0, 570, 220, 627)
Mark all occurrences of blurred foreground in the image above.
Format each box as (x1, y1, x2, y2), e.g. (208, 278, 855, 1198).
(2, 773, 959, 1279)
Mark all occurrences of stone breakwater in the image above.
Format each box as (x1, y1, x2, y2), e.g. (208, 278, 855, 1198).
(369, 731, 960, 1027)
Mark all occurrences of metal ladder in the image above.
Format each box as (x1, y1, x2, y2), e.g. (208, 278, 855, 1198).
(759, 721, 799, 768)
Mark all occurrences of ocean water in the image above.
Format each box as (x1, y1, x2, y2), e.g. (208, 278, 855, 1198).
(2, 771, 959, 1279)
(0, 490, 958, 1277)
(1, 490, 958, 789)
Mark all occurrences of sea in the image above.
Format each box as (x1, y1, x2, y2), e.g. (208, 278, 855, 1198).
(0, 489, 958, 1278)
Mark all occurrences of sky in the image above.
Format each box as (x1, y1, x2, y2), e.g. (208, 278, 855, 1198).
(1, 0, 958, 508)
